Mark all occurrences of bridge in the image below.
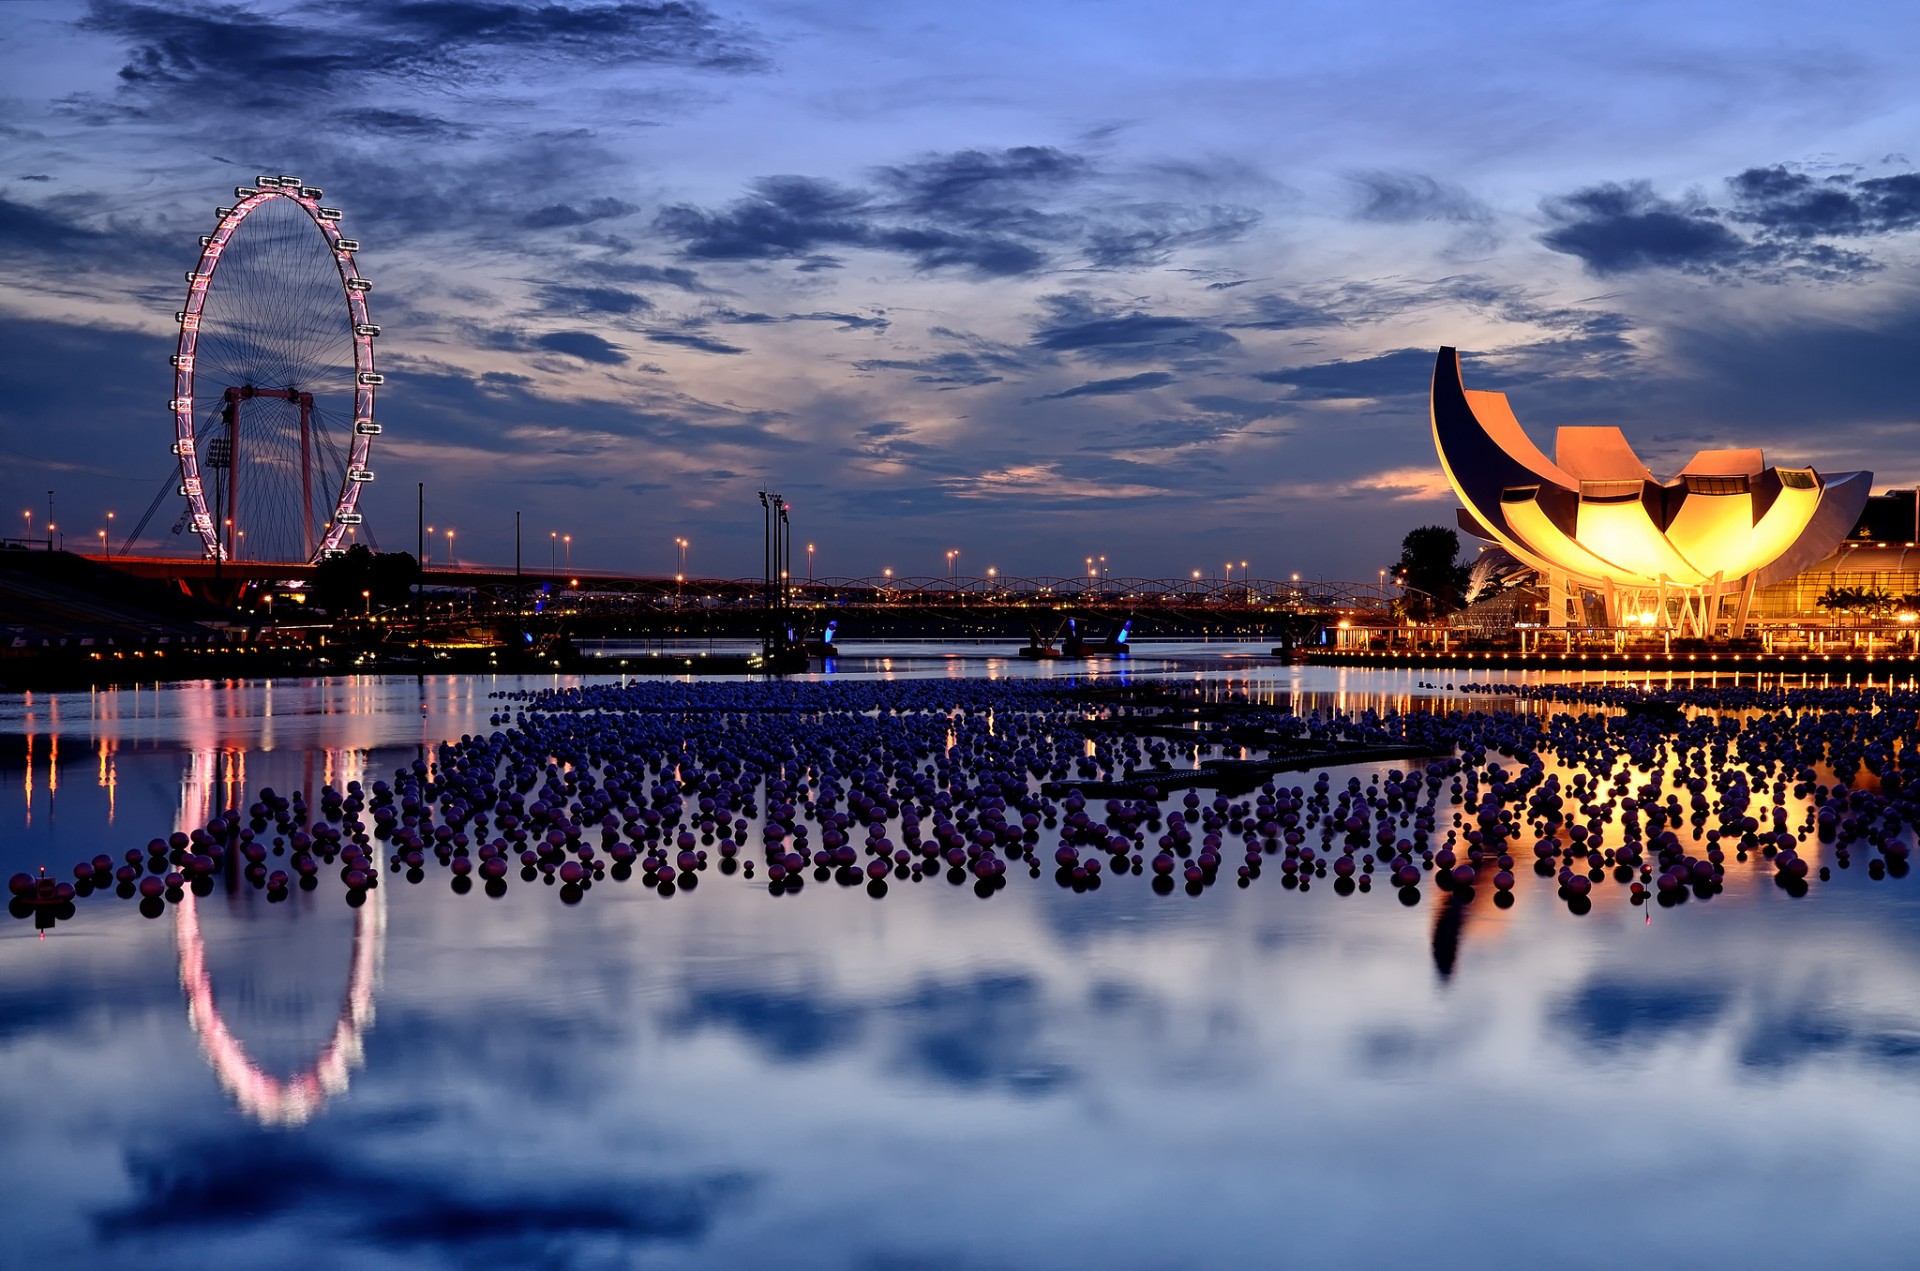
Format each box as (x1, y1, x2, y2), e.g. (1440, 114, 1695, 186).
(91, 555, 1398, 617)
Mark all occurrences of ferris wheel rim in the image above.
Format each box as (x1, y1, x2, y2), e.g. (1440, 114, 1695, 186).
(170, 177, 378, 564)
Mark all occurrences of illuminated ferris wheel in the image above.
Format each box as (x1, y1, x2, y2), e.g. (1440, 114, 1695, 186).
(168, 176, 381, 563)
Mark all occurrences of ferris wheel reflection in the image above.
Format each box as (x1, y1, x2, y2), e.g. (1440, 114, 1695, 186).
(175, 879, 385, 1126)
(172, 735, 384, 1125)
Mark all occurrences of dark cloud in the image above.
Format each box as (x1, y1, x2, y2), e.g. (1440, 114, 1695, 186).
(336, 107, 475, 142)
(873, 145, 1088, 233)
(1032, 370, 1175, 400)
(533, 330, 627, 363)
(591, 261, 709, 292)
(538, 284, 655, 316)
(644, 328, 746, 355)
(655, 174, 870, 264)
(786, 310, 888, 331)
(1538, 165, 1920, 279)
(1728, 165, 1920, 238)
(76, 0, 766, 113)
(656, 146, 1254, 278)
(1030, 292, 1239, 365)
(518, 197, 639, 229)
(851, 353, 1006, 388)
(1252, 347, 1435, 400)
(1225, 292, 1341, 331)
(1541, 181, 1749, 276)
(1082, 203, 1262, 269)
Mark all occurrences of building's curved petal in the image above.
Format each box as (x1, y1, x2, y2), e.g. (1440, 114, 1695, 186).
(1575, 498, 1712, 585)
(1754, 470, 1873, 587)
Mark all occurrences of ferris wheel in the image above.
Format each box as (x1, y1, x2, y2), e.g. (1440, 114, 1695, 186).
(168, 176, 381, 563)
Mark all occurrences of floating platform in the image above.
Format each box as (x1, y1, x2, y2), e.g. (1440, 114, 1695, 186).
(1041, 740, 1437, 797)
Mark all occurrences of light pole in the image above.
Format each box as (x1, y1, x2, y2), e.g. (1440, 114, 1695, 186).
(445, 528, 454, 566)
(946, 549, 958, 577)
(551, 532, 557, 574)
(97, 528, 105, 557)
(106, 511, 114, 559)
(807, 543, 814, 585)
(676, 536, 688, 577)
(425, 526, 434, 567)
(1240, 561, 1248, 604)
(563, 534, 571, 570)
(362, 589, 372, 620)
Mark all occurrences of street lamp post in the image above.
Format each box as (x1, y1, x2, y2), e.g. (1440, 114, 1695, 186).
(551, 532, 557, 574)
(563, 534, 571, 570)
(445, 529, 454, 566)
(425, 526, 433, 567)
(946, 549, 958, 577)
(807, 543, 814, 585)
(105, 511, 114, 559)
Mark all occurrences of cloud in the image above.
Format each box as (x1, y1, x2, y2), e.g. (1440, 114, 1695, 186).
(1031, 371, 1175, 400)
(335, 107, 475, 142)
(537, 284, 656, 316)
(1541, 181, 1752, 276)
(1225, 292, 1341, 331)
(1030, 292, 1239, 365)
(644, 328, 747, 354)
(1348, 170, 1493, 227)
(533, 330, 627, 363)
(75, 0, 767, 114)
(518, 197, 639, 230)
(1340, 466, 1457, 501)
(1728, 165, 1920, 238)
(1253, 347, 1435, 400)
(1538, 165, 1918, 279)
(655, 145, 1256, 278)
(942, 462, 1169, 501)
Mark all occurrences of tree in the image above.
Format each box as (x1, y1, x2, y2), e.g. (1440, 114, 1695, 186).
(310, 545, 419, 617)
(1390, 526, 1472, 621)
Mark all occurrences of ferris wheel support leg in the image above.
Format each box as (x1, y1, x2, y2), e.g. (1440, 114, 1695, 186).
(222, 387, 242, 562)
(299, 393, 313, 561)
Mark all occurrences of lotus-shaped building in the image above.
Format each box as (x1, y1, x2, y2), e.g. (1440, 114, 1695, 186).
(1431, 347, 1871, 632)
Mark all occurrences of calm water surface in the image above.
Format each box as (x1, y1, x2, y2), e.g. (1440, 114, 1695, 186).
(3, 650, 1918, 1269)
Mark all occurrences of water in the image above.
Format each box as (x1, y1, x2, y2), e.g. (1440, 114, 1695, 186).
(4, 653, 1920, 1269)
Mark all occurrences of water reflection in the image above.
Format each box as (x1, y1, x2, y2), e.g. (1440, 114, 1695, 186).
(175, 884, 384, 1126)
(6, 666, 1920, 1267)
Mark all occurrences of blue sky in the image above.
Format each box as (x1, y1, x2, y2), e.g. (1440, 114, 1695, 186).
(4, 0, 1920, 579)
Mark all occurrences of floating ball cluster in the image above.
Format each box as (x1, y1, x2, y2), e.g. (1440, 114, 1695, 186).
(11, 678, 1917, 930)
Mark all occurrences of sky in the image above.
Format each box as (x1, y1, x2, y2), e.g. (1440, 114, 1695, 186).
(4, 0, 1920, 581)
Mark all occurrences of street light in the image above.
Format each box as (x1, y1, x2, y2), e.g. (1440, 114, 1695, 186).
(676, 536, 688, 576)
(425, 526, 434, 567)
(563, 534, 571, 570)
(445, 528, 454, 566)
(106, 511, 114, 559)
(807, 543, 814, 585)
(362, 589, 372, 619)
(946, 549, 958, 577)
(551, 531, 558, 573)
